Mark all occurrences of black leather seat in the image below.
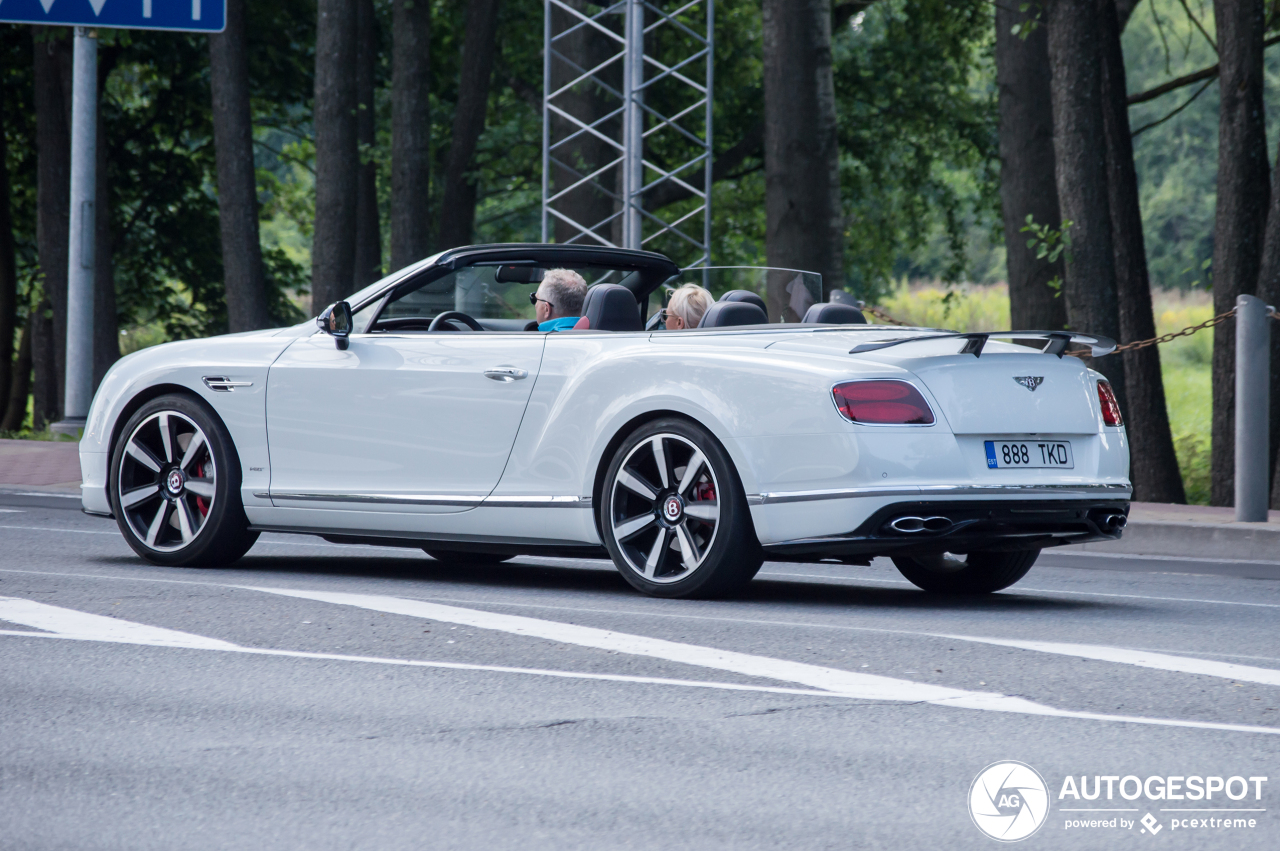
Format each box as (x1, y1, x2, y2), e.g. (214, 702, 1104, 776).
(719, 289, 768, 314)
(801, 302, 867, 324)
(571, 284, 642, 331)
(698, 300, 769, 328)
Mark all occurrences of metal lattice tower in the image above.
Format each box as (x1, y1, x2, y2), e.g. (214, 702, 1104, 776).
(542, 0, 713, 267)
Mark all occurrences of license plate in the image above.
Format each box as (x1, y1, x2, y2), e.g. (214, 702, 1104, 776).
(985, 440, 1074, 469)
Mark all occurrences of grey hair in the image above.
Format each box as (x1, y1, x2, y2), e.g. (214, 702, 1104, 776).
(539, 268, 588, 317)
(668, 283, 714, 328)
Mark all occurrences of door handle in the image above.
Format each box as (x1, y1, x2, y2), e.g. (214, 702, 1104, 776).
(484, 366, 528, 382)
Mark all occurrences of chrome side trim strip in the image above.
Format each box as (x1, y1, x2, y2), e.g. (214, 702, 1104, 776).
(261, 492, 593, 508)
(268, 492, 485, 506)
(750, 483, 1131, 505)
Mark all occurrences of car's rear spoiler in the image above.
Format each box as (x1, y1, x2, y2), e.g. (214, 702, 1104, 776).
(848, 330, 1117, 359)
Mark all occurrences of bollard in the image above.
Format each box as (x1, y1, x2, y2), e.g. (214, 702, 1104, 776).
(1234, 295, 1271, 522)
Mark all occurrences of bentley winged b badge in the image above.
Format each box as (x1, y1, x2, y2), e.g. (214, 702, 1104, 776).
(1013, 376, 1044, 392)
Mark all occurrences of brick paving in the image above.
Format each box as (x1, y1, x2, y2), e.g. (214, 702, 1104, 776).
(0, 439, 82, 487)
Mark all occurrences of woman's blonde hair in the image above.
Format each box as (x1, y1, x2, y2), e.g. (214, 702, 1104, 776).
(667, 283, 714, 328)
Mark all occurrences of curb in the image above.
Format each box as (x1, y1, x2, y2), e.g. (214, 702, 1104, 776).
(1061, 519, 1280, 564)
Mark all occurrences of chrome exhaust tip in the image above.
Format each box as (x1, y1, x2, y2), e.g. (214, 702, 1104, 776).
(888, 515, 953, 534)
(1102, 513, 1128, 532)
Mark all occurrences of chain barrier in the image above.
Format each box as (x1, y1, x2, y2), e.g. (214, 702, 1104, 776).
(857, 303, 1280, 357)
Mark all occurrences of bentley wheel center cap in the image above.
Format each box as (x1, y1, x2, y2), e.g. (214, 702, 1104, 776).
(166, 469, 185, 496)
(662, 494, 684, 524)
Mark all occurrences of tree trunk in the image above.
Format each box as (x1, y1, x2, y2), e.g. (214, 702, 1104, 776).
(312, 0, 360, 313)
(0, 86, 16, 412)
(1097, 0, 1184, 503)
(437, 0, 500, 252)
(210, 0, 271, 331)
(1044, 0, 1126, 407)
(32, 30, 72, 421)
(1, 316, 32, 432)
(1258, 140, 1280, 509)
(353, 0, 382, 287)
(93, 70, 118, 389)
(1209, 0, 1269, 506)
(762, 0, 844, 314)
(995, 3, 1068, 332)
(390, 0, 431, 272)
(30, 301, 56, 430)
(547, 0, 617, 247)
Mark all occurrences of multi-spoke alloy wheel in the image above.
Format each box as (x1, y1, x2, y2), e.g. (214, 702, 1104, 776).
(118, 411, 216, 552)
(601, 418, 761, 598)
(110, 394, 258, 567)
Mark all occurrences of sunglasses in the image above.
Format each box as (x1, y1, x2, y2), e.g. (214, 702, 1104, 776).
(529, 292, 554, 308)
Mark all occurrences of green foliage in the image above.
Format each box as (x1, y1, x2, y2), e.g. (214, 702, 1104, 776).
(833, 0, 999, 300)
(1019, 214, 1071, 296)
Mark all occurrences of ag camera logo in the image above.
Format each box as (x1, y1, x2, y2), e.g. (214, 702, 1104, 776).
(970, 761, 1050, 842)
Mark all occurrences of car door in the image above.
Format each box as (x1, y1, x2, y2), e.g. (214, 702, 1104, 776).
(264, 330, 545, 512)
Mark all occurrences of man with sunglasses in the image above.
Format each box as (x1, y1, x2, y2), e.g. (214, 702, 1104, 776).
(530, 268, 588, 332)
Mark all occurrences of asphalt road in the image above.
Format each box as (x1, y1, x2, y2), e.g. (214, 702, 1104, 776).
(1, 491, 1277, 850)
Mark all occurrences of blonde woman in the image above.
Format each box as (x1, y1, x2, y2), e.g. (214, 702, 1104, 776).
(664, 283, 714, 330)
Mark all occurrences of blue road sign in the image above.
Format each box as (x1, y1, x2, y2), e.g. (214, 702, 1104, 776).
(0, 0, 224, 33)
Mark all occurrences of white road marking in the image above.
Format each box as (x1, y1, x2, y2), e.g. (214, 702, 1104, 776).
(933, 634, 1280, 687)
(0, 596, 237, 650)
(241, 586, 1280, 735)
(0, 630, 859, 701)
(0, 525, 118, 535)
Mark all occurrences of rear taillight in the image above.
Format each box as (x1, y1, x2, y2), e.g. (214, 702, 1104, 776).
(1097, 380, 1123, 426)
(832, 380, 935, 425)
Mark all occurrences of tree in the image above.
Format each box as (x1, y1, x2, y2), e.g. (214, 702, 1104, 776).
(1044, 0, 1126, 407)
(1209, 0, 1269, 506)
(437, 0, 501, 252)
(763, 0, 844, 315)
(1261, 141, 1280, 509)
(31, 29, 71, 427)
(390, 0, 431, 272)
(312, 0, 359, 312)
(995, 3, 1067, 331)
(1098, 0, 1184, 503)
(93, 50, 118, 387)
(0, 73, 16, 413)
(353, 0, 382, 287)
(210, 0, 271, 332)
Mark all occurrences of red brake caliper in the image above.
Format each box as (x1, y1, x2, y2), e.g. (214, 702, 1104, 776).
(195, 459, 212, 517)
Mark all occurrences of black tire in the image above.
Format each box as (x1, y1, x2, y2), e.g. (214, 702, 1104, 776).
(891, 548, 1040, 594)
(109, 393, 258, 567)
(423, 549, 514, 564)
(599, 417, 762, 599)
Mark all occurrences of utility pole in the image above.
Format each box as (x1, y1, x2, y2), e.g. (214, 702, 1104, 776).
(53, 27, 98, 437)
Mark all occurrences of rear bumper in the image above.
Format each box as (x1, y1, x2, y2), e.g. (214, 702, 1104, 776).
(762, 498, 1130, 561)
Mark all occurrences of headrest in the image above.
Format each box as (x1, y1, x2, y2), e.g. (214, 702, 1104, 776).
(801, 302, 868, 324)
(698, 300, 769, 328)
(571, 284, 641, 331)
(719, 289, 768, 313)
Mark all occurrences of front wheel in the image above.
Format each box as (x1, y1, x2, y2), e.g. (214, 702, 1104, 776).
(600, 417, 762, 598)
(109, 394, 258, 567)
(891, 549, 1040, 594)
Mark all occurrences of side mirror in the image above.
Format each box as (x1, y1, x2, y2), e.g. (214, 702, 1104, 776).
(317, 301, 353, 350)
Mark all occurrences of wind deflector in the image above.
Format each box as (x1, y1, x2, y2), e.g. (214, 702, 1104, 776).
(848, 330, 1117, 359)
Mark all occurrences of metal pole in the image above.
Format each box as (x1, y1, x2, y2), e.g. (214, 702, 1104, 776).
(1234, 294, 1271, 521)
(54, 27, 97, 437)
(704, 0, 714, 270)
(541, 1, 551, 244)
(624, 0, 643, 250)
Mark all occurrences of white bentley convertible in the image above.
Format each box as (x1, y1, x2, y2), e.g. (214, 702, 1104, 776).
(80, 244, 1131, 598)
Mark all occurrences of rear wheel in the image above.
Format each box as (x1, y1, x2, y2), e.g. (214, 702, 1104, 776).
(600, 417, 762, 598)
(110, 394, 258, 567)
(891, 549, 1039, 594)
